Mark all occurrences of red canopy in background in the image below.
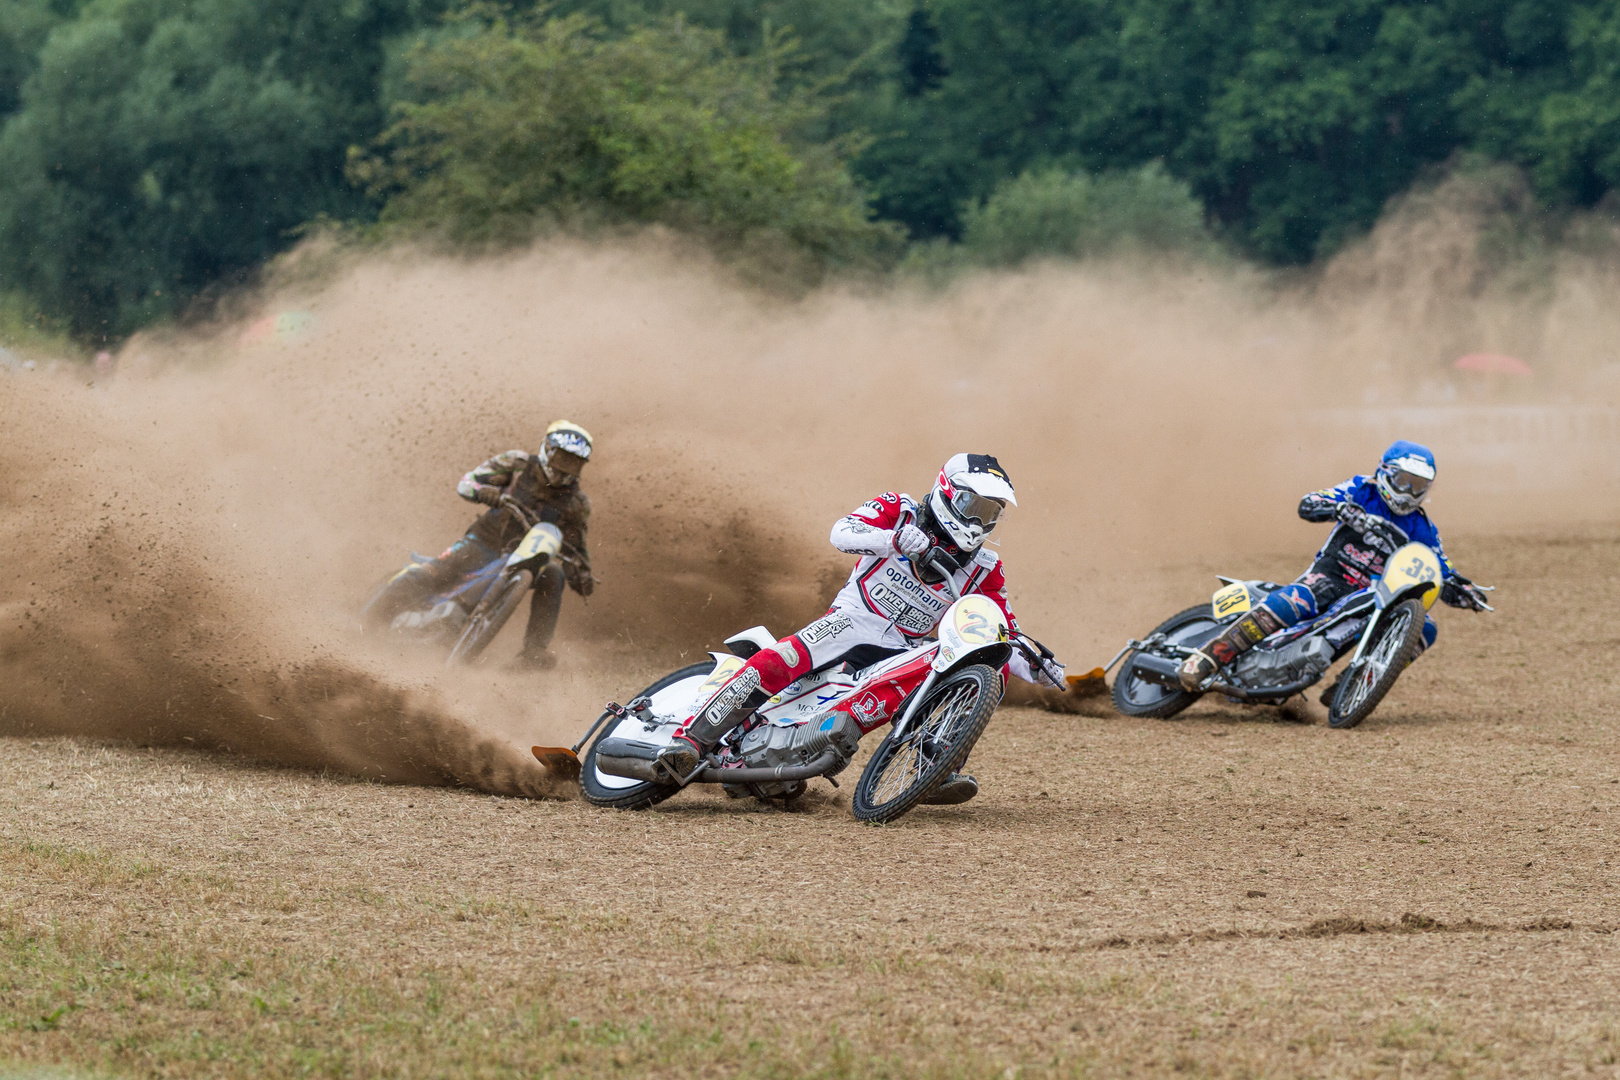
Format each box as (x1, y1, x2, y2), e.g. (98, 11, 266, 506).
(1454, 352, 1533, 375)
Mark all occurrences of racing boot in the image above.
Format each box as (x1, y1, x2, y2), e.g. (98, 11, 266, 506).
(1177, 607, 1286, 691)
(651, 668, 769, 785)
(922, 772, 979, 805)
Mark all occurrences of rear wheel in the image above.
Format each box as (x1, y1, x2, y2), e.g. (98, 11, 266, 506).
(446, 569, 531, 666)
(360, 566, 421, 633)
(580, 661, 714, 810)
(1111, 604, 1222, 719)
(1328, 599, 1426, 729)
(852, 665, 1000, 824)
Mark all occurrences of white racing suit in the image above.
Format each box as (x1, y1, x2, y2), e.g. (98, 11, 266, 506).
(674, 492, 1049, 749)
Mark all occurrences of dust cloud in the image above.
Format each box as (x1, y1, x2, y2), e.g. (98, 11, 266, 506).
(2, 204, 1616, 795)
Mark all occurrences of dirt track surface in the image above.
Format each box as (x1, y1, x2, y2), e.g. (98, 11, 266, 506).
(4, 530, 1618, 1077)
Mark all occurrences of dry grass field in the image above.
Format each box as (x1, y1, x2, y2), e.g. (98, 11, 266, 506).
(3, 530, 1618, 1079)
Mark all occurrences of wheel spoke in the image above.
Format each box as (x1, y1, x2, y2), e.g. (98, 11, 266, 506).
(1339, 610, 1410, 715)
(868, 681, 979, 807)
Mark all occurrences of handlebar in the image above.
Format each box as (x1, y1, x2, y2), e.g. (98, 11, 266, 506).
(919, 547, 961, 602)
(498, 494, 536, 529)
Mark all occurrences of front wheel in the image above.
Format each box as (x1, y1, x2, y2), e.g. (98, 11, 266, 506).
(446, 568, 531, 666)
(580, 661, 715, 810)
(1328, 599, 1426, 729)
(1111, 604, 1222, 719)
(852, 665, 1001, 824)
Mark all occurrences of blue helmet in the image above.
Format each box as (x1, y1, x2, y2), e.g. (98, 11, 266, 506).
(1376, 440, 1435, 514)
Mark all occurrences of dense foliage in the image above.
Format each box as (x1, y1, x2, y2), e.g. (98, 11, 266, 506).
(351, 12, 900, 273)
(0, 0, 442, 337)
(2, 0, 1619, 338)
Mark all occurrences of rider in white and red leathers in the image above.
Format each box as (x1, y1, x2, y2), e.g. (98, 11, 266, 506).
(653, 454, 1066, 802)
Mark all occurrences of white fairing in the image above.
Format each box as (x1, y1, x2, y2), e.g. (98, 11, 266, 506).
(932, 594, 1010, 671)
(589, 664, 714, 790)
(595, 600, 1013, 791)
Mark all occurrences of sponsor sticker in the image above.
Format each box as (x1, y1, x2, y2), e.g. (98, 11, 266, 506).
(702, 668, 761, 727)
(849, 692, 887, 725)
(801, 613, 853, 645)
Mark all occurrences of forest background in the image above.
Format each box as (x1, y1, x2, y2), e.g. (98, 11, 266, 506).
(3, 0, 1620, 343)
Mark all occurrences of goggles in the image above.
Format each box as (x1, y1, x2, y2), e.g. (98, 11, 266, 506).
(1384, 465, 1432, 500)
(949, 487, 1005, 529)
(545, 445, 588, 477)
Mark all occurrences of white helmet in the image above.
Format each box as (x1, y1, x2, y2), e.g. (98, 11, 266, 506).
(539, 420, 592, 485)
(926, 453, 1016, 553)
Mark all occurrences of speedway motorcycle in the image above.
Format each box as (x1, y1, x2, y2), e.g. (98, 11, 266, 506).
(362, 498, 578, 666)
(532, 551, 1061, 823)
(1106, 521, 1483, 728)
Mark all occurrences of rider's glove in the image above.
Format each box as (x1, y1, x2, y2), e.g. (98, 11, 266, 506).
(1440, 577, 1492, 611)
(476, 486, 503, 507)
(892, 524, 930, 558)
(1037, 658, 1067, 689)
(564, 558, 595, 597)
(1334, 501, 1373, 534)
(1015, 634, 1066, 688)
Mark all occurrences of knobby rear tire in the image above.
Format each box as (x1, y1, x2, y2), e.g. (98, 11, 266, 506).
(446, 568, 532, 666)
(851, 664, 1001, 825)
(579, 661, 715, 810)
(1111, 604, 1221, 720)
(1328, 598, 1426, 729)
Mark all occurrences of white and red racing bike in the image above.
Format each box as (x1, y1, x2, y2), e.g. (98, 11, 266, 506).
(534, 552, 1058, 823)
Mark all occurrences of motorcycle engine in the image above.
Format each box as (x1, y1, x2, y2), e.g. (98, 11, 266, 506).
(726, 713, 863, 798)
(1228, 635, 1333, 688)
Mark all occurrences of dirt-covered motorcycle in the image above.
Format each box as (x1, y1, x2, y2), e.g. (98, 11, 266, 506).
(532, 551, 1060, 823)
(1107, 523, 1485, 728)
(361, 498, 581, 666)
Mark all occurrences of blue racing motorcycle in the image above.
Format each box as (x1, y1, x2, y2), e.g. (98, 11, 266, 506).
(362, 499, 569, 666)
(1108, 523, 1484, 728)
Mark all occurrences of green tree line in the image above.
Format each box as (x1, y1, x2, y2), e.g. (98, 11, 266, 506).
(2, 0, 1618, 340)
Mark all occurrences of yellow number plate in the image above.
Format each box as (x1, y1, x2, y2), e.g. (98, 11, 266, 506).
(511, 523, 562, 563)
(694, 656, 745, 702)
(952, 595, 1008, 644)
(1212, 582, 1252, 617)
(1381, 543, 1442, 609)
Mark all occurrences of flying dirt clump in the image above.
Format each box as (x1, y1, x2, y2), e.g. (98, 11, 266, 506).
(2, 226, 1615, 794)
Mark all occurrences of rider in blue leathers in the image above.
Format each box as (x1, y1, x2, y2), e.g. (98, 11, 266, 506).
(1178, 440, 1493, 692)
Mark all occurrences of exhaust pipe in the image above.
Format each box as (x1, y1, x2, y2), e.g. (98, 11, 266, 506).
(1127, 651, 1184, 688)
(695, 748, 840, 784)
(594, 738, 841, 786)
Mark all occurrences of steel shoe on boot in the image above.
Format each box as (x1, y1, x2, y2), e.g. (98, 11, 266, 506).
(651, 737, 702, 785)
(922, 773, 979, 805)
(654, 670, 772, 786)
(1178, 650, 1218, 691)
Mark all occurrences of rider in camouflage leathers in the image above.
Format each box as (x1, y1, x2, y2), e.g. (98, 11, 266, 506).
(366, 422, 595, 667)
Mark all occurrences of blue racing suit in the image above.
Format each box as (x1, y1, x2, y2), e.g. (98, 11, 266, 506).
(1258, 475, 1458, 651)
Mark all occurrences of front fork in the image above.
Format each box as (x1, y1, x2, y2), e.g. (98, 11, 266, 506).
(886, 669, 939, 743)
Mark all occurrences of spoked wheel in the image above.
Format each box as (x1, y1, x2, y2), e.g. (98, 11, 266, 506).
(446, 569, 532, 666)
(1328, 599, 1426, 729)
(1111, 604, 1222, 719)
(852, 664, 1000, 824)
(580, 661, 714, 810)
